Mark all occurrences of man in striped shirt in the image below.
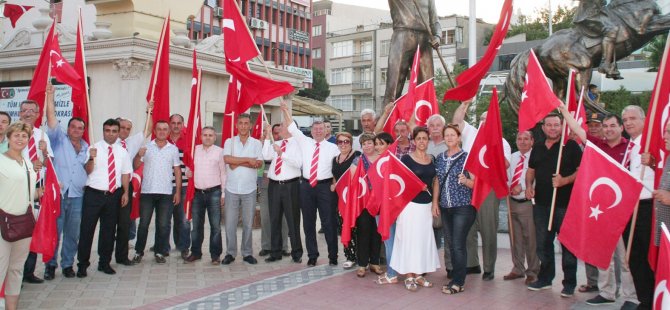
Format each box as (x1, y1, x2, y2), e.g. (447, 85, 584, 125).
(168, 114, 191, 260)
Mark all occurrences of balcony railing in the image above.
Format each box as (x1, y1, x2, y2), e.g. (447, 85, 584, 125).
(352, 80, 372, 90)
(352, 52, 372, 62)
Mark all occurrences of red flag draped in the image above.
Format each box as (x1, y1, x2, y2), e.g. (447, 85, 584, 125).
(382, 80, 436, 137)
(337, 159, 369, 246)
(72, 11, 90, 143)
(26, 22, 54, 126)
(334, 166, 353, 246)
(654, 224, 670, 309)
(376, 153, 426, 240)
(563, 71, 588, 145)
(558, 142, 642, 269)
(130, 165, 144, 220)
(464, 88, 509, 208)
(223, 0, 260, 63)
(183, 50, 203, 221)
(442, 0, 513, 102)
(517, 50, 562, 132)
(400, 45, 421, 117)
(250, 113, 263, 140)
(146, 15, 171, 125)
(49, 36, 82, 92)
(3, 4, 33, 28)
(221, 76, 240, 145)
(30, 159, 61, 262)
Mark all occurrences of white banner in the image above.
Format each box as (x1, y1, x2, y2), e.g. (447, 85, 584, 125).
(0, 85, 74, 133)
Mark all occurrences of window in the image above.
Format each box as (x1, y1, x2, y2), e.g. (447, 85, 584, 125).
(360, 41, 372, 60)
(331, 41, 353, 58)
(380, 40, 390, 57)
(380, 68, 387, 84)
(446, 29, 455, 44)
(256, 4, 262, 19)
(327, 95, 354, 111)
(359, 97, 374, 111)
(312, 25, 322, 36)
(330, 68, 352, 85)
(313, 48, 321, 59)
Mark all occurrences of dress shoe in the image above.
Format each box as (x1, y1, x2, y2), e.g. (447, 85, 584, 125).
(132, 254, 143, 265)
(184, 255, 202, 263)
(293, 257, 303, 263)
(44, 266, 56, 280)
(181, 250, 190, 260)
(221, 255, 235, 265)
(76, 268, 87, 278)
(243, 255, 258, 265)
(23, 274, 44, 284)
(282, 250, 291, 257)
(503, 272, 524, 281)
(117, 259, 135, 266)
(211, 258, 221, 266)
(525, 276, 536, 285)
(307, 258, 317, 267)
(62, 267, 76, 278)
(97, 265, 116, 275)
(482, 272, 494, 281)
(258, 249, 270, 256)
(329, 259, 338, 266)
(466, 265, 481, 274)
(265, 256, 282, 263)
(155, 254, 167, 264)
(446, 269, 453, 279)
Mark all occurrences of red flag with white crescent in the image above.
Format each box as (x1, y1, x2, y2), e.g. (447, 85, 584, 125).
(183, 50, 203, 221)
(130, 165, 144, 220)
(146, 14, 171, 125)
(653, 224, 670, 309)
(30, 159, 61, 262)
(3, 4, 34, 28)
(517, 50, 562, 132)
(72, 10, 91, 143)
(223, 0, 260, 63)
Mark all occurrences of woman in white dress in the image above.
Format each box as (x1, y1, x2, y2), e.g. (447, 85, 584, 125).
(389, 127, 440, 291)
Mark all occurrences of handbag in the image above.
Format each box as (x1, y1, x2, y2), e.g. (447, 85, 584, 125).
(0, 160, 36, 242)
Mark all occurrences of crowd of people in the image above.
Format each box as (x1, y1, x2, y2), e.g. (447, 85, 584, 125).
(0, 82, 668, 310)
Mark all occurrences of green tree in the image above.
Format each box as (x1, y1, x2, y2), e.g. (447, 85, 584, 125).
(644, 35, 666, 71)
(485, 5, 576, 43)
(434, 63, 467, 118)
(599, 86, 651, 115)
(298, 68, 330, 101)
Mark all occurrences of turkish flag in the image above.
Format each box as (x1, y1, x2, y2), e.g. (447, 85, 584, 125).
(401, 45, 421, 117)
(182, 50, 203, 221)
(464, 88, 509, 208)
(377, 153, 426, 241)
(146, 14, 171, 125)
(517, 50, 562, 132)
(654, 224, 670, 310)
(71, 11, 90, 143)
(130, 165, 144, 220)
(381, 104, 402, 139)
(563, 70, 588, 145)
(223, 0, 260, 63)
(221, 75, 240, 145)
(26, 22, 55, 126)
(557, 142, 642, 269)
(334, 164, 355, 246)
(443, 0, 512, 102)
(250, 113, 264, 140)
(50, 36, 82, 93)
(3, 4, 33, 28)
(30, 159, 61, 263)
(399, 79, 439, 127)
(339, 159, 369, 246)
(641, 34, 670, 268)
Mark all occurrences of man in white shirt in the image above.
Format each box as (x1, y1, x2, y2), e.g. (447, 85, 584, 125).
(222, 114, 263, 265)
(503, 131, 539, 285)
(262, 123, 303, 263)
(353, 109, 377, 152)
(76, 119, 132, 278)
(281, 101, 340, 267)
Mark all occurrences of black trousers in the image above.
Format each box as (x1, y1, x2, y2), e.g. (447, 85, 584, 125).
(77, 187, 121, 268)
(268, 180, 303, 259)
(114, 182, 132, 263)
(623, 199, 655, 310)
(300, 181, 338, 260)
(356, 209, 381, 266)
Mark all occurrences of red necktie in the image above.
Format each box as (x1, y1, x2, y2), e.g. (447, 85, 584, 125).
(622, 140, 635, 169)
(274, 139, 287, 176)
(28, 135, 38, 162)
(108, 146, 117, 192)
(510, 154, 525, 189)
(121, 139, 127, 150)
(309, 142, 320, 187)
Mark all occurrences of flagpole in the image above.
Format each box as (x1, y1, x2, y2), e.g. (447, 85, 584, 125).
(145, 13, 169, 136)
(77, 8, 94, 147)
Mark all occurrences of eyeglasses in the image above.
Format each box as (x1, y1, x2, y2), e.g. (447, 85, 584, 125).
(20, 109, 38, 114)
(336, 139, 351, 145)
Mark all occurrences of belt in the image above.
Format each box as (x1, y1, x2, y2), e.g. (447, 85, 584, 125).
(270, 177, 300, 185)
(301, 177, 332, 185)
(86, 186, 119, 196)
(640, 199, 653, 204)
(195, 186, 220, 194)
(510, 197, 530, 203)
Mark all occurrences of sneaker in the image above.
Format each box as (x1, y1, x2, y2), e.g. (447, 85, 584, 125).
(560, 287, 575, 298)
(527, 281, 552, 291)
(586, 295, 615, 306)
(155, 254, 167, 264)
(132, 254, 143, 264)
(342, 260, 355, 269)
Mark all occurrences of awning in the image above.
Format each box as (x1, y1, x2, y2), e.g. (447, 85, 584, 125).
(291, 95, 342, 117)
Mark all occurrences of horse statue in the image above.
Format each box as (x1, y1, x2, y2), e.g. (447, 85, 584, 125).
(504, 0, 670, 113)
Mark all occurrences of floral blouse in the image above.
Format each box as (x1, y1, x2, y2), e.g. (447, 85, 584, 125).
(435, 150, 472, 208)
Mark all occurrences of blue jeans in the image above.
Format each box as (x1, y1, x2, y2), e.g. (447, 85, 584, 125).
(443, 205, 476, 286)
(190, 189, 223, 259)
(534, 205, 577, 290)
(48, 195, 83, 269)
(136, 194, 173, 256)
(171, 186, 191, 252)
(378, 216, 398, 278)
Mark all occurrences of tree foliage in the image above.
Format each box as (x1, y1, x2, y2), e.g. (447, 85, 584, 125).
(643, 35, 666, 71)
(599, 86, 651, 116)
(484, 5, 576, 44)
(298, 68, 330, 101)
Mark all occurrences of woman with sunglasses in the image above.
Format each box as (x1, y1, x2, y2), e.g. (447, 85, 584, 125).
(330, 132, 360, 269)
(434, 124, 476, 295)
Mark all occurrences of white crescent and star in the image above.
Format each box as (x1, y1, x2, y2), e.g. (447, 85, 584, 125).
(342, 186, 349, 204)
(654, 279, 670, 310)
(357, 177, 367, 198)
(413, 100, 432, 124)
(478, 145, 490, 169)
(587, 177, 622, 220)
(222, 19, 235, 31)
(191, 77, 197, 86)
(376, 156, 389, 178)
(390, 174, 405, 198)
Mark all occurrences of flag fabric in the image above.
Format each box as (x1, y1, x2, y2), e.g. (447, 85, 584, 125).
(442, 0, 513, 102)
(26, 22, 55, 126)
(376, 153, 426, 240)
(71, 11, 90, 143)
(382, 104, 402, 139)
(183, 50, 203, 221)
(250, 113, 263, 140)
(464, 88, 509, 208)
(338, 159, 369, 246)
(146, 14, 171, 125)
(222, 0, 260, 63)
(130, 165, 144, 220)
(334, 166, 353, 246)
(221, 75, 240, 145)
(557, 142, 643, 269)
(640, 34, 670, 269)
(654, 224, 670, 310)
(564, 71, 588, 145)
(517, 49, 562, 132)
(398, 79, 439, 127)
(29, 159, 61, 263)
(49, 35, 82, 92)
(3, 4, 33, 28)
(400, 45, 421, 117)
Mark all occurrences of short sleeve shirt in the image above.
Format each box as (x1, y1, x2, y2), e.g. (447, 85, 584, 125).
(528, 139, 582, 208)
(141, 140, 180, 195)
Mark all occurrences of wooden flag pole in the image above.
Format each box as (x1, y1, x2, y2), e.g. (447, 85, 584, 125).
(77, 8, 94, 147)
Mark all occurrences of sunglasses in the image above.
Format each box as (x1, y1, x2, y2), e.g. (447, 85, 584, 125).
(337, 139, 351, 145)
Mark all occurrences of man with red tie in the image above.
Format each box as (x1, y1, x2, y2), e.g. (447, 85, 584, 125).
(77, 119, 132, 277)
(281, 101, 340, 267)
